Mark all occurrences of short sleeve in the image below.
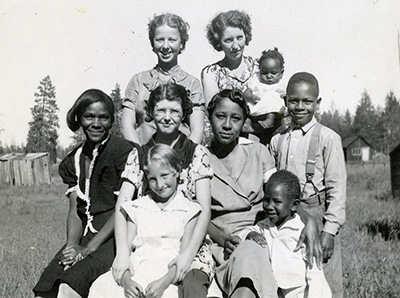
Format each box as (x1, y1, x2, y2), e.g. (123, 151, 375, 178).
(122, 74, 141, 110)
(185, 200, 202, 223)
(201, 64, 220, 106)
(58, 150, 78, 189)
(120, 201, 139, 224)
(188, 78, 205, 112)
(246, 74, 258, 91)
(121, 147, 143, 188)
(191, 145, 213, 181)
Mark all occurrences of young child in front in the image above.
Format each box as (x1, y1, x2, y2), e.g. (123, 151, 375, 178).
(88, 144, 201, 298)
(239, 170, 331, 298)
(243, 48, 287, 144)
(269, 72, 347, 298)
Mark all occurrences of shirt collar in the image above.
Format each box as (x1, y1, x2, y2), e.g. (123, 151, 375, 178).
(132, 191, 196, 212)
(264, 213, 303, 231)
(153, 65, 185, 79)
(238, 137, 253, 145)
(290, 117, 317, 134)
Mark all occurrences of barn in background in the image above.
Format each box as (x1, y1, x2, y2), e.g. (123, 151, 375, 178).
(0, 152, 51, 185)
(342, 136, 373, 163)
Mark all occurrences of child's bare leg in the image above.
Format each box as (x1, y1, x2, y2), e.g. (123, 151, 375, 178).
(57, 284, 81, 298)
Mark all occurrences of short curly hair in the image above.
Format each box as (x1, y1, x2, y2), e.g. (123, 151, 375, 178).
(145, 82, 193, 123)
(148, 13, 190, 52)
(206, 10, 252, 52)
(259, 47, 285, 69)
(207, 89, 249, 120)
(287, 72, 319, 98)
(264, 170, 301, 203)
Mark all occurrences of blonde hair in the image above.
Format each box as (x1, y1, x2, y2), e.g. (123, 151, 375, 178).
(143, 144, 182, 175)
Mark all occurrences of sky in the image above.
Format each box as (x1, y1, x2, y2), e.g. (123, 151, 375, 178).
(1, 0, 400, 148)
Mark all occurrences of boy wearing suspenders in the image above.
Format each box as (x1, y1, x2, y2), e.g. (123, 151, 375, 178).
(270, 72, 346, 298)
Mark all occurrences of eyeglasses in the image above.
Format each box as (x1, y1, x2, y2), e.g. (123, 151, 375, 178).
(154, 108, 183, 118)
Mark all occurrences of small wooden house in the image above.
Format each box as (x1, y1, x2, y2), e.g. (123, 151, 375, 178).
(390, 143, 400, 198)
(342, 136, 373, 163)
(0, 152, 51, 185)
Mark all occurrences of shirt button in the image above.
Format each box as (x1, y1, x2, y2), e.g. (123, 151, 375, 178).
(289, 155, 293, 159)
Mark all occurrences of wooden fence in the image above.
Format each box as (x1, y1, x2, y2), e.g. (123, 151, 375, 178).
(0, 152, 51, 185)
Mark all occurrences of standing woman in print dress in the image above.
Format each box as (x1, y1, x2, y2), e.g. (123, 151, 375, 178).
(33, 89, 136, 298)
(111, 82, 214, 298)
(121, 13, 205, 145)
(201, 10, 256, 107)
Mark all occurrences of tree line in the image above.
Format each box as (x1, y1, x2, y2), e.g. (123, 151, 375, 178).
(319, 90, 400, 155)
(0, 76, 123, 163)
(1, 76, 399, 163)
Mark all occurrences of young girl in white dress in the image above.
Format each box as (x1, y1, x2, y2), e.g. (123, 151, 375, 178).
(89, 144, 201, 298)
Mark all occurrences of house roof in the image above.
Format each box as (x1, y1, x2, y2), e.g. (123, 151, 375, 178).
(342, 136, 372, 149)
(0, 152, 49, 161)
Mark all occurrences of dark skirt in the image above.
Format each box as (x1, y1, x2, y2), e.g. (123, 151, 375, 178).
(33, 211, 116, 298)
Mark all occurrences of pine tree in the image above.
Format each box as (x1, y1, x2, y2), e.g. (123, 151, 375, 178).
(352, 91, 385, 152)
(26, 75, 59, 163)
(320, 108, 352, 140)
(343, 109, 353, 138)
(110, 83, 123, 137)
(383, 91, 400, 153)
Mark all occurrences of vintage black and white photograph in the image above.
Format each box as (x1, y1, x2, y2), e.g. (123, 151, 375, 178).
(0, 0, 399, 297)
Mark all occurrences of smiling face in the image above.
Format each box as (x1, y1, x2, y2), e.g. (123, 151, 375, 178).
(220, 26, 246, 63)
(210, 97, 245, 145)
(152, 24, 182, 68)
(286, 82, 320, 127)
(259, 58, 284, 85)
(146, 161, 178, 202)
(80, 101, 112, 146)
(153, 99, 183, 137)
(262, 183, 297, 228)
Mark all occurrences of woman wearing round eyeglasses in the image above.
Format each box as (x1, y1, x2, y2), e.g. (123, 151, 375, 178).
(112, 82, 214, 298)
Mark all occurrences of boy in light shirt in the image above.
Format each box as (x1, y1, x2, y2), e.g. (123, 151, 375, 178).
(270, 72, 346, 298)
(239, 170, 331, 298)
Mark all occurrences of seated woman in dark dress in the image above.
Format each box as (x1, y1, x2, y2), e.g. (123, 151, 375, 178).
(33, 89, 137, 298)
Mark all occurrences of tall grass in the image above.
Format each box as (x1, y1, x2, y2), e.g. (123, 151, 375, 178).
(0, 183, 66, 298)
(0, 163, 399, 297)
(342, 163, 400, 298)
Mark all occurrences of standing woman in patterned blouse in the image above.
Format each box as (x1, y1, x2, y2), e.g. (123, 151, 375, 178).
(33, 89, 136, 298)
(121, 13, 205, 145)
(201, 10, 257, 107)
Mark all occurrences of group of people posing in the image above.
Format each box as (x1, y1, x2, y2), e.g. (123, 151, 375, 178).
(33, 9, 346, 298)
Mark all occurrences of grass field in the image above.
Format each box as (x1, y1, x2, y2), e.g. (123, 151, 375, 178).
(0, 163, 399, 297)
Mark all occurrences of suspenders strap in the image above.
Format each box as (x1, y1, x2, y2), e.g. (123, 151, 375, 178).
(276, 132, 286, 170)
(305, 123, 322, 182)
